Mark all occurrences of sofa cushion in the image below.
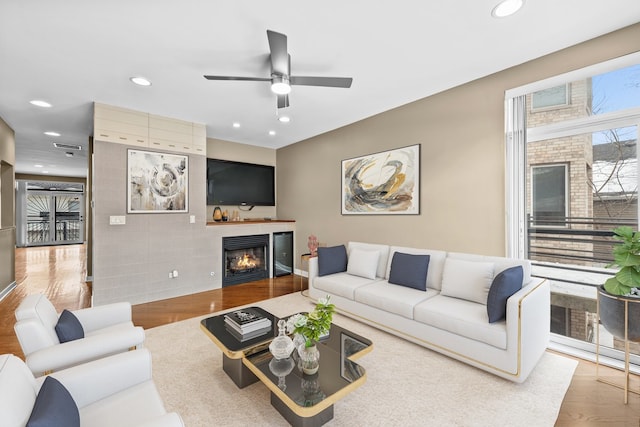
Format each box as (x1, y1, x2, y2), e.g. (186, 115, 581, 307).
(347, 248, 380, 279)
(348, 242, 390, 279)
(314, 272, 382, 300)
(487, 266, 523, 323)
(354, 281, 437, 319)
(414, 295, 508, 349)
(440, 258, 494, 304)
(27, 376, 80, 427)
(55, 310, 85, 343)
(317, 245, 348, 276)
(386, 247, 447, 291)
(448, 252, 532, 284)
(388, 252, 430, 291)
(78, 381, 167, 427)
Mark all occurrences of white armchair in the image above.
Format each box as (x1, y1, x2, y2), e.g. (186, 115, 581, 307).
(14, 293, 145, 376)
(0, 349, 184, 427)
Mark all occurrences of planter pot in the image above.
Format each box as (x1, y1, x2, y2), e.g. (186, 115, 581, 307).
(598, 285, 640, 342)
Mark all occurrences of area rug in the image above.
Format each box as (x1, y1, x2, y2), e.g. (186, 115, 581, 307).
(144, 292, 577, 426)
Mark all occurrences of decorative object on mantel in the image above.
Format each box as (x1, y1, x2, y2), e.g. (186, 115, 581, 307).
(341, 144, 420, 215)
(287, 296, 335, 375)
(269, 319, 295, 360)
(213, 207, 222, 221)
(222, 210, 229, 221)
(307, 235, 319, 256)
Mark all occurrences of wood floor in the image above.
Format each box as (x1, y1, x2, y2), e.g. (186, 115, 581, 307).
(2, 244, 640, 426)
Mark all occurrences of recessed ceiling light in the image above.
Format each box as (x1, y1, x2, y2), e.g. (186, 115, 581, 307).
(34, 164, 43, 168)
(42, 170, 49, 174)
(492, 0, 524, 17)
(278, 116, 290, 123)
(130, 76, 152, 86)
(44, 131, 61, 137)
(269, 130, 276, 136)
(30, 100, 52, 108)
(233, 122, 241, 128)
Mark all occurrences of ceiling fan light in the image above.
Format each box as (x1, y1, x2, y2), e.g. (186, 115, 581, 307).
(271, 75, 291, 95)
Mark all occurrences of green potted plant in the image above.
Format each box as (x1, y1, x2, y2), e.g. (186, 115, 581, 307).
(286, 296, 335, 375)
(599, 226, 640, 341)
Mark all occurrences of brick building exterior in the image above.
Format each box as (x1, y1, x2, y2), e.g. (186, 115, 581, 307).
(524, 79, 638, 349)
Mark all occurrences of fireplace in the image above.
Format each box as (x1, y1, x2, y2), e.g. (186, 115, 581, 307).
(222, 234, 269, 287)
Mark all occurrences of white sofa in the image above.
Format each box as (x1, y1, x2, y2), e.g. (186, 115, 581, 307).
(14, 294, 145, 376)
(0, 349, 184, 427)
(308, 242, 550, 383)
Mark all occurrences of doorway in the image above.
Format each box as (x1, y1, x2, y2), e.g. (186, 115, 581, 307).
(16, 181, 85, 247)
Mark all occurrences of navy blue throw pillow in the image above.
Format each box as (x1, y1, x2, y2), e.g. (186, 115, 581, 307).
(487, 266, 523, 323)
(54, 310, 84, 343)
(317, 245, 348, 276)
(388, 252, 430, 291)
(27, 376, 80, 427)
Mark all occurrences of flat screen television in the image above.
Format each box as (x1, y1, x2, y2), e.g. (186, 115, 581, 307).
(206, 158, 275, 206)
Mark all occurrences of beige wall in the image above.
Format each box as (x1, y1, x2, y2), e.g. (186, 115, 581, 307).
(276, 23, 640, 264)
(206, 137, 277, 221)
(0, 117, 16, 291)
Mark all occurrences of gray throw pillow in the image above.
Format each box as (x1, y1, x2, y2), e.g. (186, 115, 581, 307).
(388, 252, 430, 291)
(27, 376, 80, 427)
(317, 245, 348, 276)
(54, 310, 84, 343)
(487, 266, 523, 323)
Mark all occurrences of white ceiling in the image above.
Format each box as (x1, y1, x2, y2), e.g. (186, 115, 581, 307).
(1, 1, 639, 178)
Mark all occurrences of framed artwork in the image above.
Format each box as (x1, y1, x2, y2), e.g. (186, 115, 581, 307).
(127, 149, 188, 213)
(341, 144, 420, 215)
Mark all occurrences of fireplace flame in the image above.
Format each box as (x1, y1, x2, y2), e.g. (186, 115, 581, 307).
(237, 253, 257, 269)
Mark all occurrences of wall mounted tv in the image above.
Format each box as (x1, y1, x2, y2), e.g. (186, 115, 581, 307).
(206, 158, 275, 206)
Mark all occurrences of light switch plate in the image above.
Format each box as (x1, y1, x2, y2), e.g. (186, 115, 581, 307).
(109, 215, 126, 225)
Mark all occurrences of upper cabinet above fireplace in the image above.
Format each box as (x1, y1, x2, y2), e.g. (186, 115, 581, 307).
(94, 103, 206, 156)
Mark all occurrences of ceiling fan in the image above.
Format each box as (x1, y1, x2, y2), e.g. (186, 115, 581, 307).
(204, 30, 353, 109)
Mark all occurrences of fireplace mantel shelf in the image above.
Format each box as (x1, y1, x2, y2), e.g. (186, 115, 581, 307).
(206, 220, 295, 226)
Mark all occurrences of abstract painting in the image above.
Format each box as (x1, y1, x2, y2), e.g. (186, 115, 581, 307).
(342, 144, 420, 215)
(127, 149, 188, 213)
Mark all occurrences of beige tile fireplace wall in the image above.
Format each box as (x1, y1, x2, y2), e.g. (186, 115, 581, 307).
(92, 139, 293, 304)
(92, 140, 215, 305)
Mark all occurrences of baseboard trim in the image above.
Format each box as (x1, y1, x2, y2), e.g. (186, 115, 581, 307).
(0, 281, 17, 303)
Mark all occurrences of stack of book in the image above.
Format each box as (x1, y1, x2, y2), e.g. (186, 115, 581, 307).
(224, 308, 272, 341)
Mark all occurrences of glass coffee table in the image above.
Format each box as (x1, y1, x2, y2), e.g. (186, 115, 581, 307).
(200, 307, 372, 427)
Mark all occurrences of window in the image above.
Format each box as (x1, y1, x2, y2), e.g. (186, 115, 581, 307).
(531, 84, 570, 110)
(531, 164, 567, 226)
(506, 53, 640, 366)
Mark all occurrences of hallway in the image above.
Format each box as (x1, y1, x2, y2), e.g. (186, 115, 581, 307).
(0, 244, 91, 356)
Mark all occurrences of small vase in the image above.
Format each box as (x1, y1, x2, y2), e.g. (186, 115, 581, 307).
(297, 344, 320, 375)
(213, 207, 222, 221)
(270, 320, 295, 360)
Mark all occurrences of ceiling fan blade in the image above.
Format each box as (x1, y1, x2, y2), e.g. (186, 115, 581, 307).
(267, 30, 289, 75)
(290, 76, 353, 88)
(277, 94, 290, 109)
(204, 75, 270, 82)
